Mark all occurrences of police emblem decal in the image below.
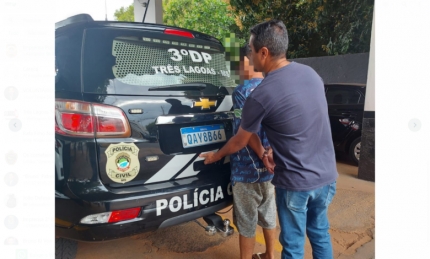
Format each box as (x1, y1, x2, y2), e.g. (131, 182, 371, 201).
(105, 143, 140, 184)
(115, 153, 131, 172)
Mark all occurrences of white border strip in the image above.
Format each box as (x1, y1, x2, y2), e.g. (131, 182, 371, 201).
(175, 149, 220, 179)
(215, 95, 232, 112)
(144, 154, 195, 184)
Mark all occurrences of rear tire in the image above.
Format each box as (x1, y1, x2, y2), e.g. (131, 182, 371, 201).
(55, 238, 78, 259)
(349, 137, 361, 166)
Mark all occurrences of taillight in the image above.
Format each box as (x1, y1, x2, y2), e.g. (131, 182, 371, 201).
(351, 123, 360, 131)
(61, 113, 94, 133)
(108, 207, 141, 223)
(55, 100, 94, 137)
(55, 99, 131, 138)
(80, 207, 141, 224)
(164, 28, 194, 38)
(92, 103, 131, 138)
(339, 118, 350, 126)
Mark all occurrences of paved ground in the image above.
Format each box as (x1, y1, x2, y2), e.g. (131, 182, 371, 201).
(75, 158, 375, 259)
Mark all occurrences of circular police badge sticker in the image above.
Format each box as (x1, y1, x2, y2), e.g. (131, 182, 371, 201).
(105, 143, 140, 183)
(116, 153, 131, 172)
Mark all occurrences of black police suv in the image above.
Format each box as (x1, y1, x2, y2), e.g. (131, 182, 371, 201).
(325, 83, 366, 165)
(55, 14, 236, 258)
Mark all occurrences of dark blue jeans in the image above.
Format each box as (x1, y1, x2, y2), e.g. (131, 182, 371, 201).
(275, 182, 336, 259)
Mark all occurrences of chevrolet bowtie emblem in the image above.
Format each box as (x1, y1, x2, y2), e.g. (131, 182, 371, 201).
(193, 98, 217, 109)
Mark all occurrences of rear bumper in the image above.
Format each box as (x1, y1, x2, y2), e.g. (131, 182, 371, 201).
(55, 200, 231, 242)
(55, 170, 233, 242)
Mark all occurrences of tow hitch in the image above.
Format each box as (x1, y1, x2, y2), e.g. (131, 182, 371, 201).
(202, 214, 234, 237)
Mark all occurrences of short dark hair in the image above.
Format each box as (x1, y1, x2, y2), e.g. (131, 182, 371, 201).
(239, 44, 251, 62)
(250, 20, 288, 58)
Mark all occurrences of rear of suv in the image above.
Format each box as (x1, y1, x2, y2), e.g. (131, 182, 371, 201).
(55, 14, 235, 258)
(325, 83, 366, 165)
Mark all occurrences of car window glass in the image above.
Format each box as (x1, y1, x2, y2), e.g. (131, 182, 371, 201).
(326, 88, 362, 105)
(357, 92, 364, 104)
(82, 28, 235, 94)
(55, 30, 83, 92)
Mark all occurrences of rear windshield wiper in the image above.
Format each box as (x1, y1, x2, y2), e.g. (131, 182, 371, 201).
(148, 83, 208, 91)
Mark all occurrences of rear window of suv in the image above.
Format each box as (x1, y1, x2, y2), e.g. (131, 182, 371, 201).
(82, 28, 235, 94)
(326, 87, 364, 105)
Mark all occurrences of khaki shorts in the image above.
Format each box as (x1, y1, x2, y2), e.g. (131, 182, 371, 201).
(232, 181, 277, 238)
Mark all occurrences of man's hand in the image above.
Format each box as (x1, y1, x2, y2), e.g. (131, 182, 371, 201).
(199, 126, 253, 165)
(263, 147, 276, 174)
(199, 152, 220, 165)
(263, 155, 275, 174)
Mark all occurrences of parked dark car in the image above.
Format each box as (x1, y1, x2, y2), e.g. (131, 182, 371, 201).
(55, 14, 236, 259)
(325, 83, 366, 165)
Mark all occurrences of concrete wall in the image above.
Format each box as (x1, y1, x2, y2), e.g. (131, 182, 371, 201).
(358, 11, 375, 182)
(134, 0, 163, 24)
(291, 53, 370, 84)
(364, 15, 375, 112)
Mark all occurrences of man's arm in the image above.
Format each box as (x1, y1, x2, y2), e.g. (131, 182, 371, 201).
(199, 127, 275, 173)
(199, 126, 253, 164)
(248, 133, 266, 159)
(248, 133, 275, 174)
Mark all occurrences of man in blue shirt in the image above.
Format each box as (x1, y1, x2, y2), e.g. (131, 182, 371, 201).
(230, 45, 276, 259)
(200, 20, 338, 259)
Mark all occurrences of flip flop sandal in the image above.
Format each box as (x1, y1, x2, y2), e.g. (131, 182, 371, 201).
(252, 253, 263, 259)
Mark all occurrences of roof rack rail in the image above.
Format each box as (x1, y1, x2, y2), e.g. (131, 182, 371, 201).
(55, 14, 94, 30)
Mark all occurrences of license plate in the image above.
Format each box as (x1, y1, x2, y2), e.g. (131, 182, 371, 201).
(180, 124, 226, 148)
